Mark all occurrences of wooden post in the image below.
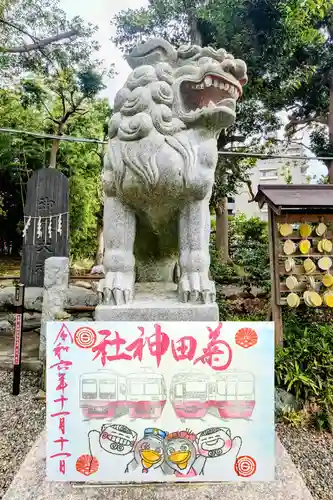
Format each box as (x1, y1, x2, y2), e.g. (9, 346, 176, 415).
(268, 207, 283, 345)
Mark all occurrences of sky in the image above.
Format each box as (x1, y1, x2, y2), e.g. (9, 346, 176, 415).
(59, 0, 326, 179)
(59, 0, 149, 103)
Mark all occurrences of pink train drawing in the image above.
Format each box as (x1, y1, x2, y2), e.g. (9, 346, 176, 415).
(169, 370, 256, 420)
(79, 368, 255, 421)
(126, 368, 167, 419)
(210, 370, 256, 419)
(79, 370, 127, 420)
(169, 371, 213, 419)
(80, 368, 167, 421)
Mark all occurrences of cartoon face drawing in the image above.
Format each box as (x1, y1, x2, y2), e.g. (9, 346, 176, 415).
(164, 431, 197, 475)
(196, 427, 233, 458)
(133, 428, 166, 472)
(99, 424, 137, 455)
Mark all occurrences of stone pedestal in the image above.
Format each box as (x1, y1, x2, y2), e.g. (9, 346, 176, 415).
(39, 257, 69, 362)
(94, 282, 219, 321)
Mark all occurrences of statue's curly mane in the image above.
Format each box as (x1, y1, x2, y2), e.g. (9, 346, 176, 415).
(104, 41, 247, 191)
(106, 62, 189, 189)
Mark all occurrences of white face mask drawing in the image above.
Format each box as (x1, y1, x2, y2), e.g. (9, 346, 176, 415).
(196, 427, 234, 458)
(99, 424, 137, 456)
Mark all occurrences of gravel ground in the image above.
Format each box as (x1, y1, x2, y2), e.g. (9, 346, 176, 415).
(277, 423, 333, 500)
(0, 371, 45, 499)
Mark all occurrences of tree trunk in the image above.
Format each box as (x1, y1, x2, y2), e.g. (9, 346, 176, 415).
(190, 17, 202, 45)
(328, 73, 333, 183)
(49, 124, 64, 168)
(95, 222, 104, 265)
(215, 198, 229, 263)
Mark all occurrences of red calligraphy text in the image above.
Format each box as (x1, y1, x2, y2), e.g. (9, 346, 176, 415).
(194, 323, 232, 371)
(172, 335, 197, 361)
(54, 323, 73, 344)
(125, 327, 145, 361)
(92, 330, 132, 366)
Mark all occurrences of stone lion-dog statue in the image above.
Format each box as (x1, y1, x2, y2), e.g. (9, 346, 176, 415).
(99, 38, 247, 306)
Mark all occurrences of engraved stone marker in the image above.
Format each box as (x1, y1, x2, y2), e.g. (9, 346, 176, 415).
(20, 168, 69, 287)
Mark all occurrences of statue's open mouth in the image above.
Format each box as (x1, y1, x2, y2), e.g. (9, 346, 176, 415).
(180, 73, 241, 114)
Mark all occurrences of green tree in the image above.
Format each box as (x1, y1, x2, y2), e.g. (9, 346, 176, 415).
(57, 98, 110, 261)
(0, 89, 48, 254)
(2, 0, 113, 168)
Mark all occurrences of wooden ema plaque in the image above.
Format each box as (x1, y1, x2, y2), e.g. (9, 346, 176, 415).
(254, 185, 333, 345)
(276, 214, 333, 309)
(20, 168, 69, 287)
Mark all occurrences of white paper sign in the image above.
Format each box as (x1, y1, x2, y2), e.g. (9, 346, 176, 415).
(46, 321, 274, 483)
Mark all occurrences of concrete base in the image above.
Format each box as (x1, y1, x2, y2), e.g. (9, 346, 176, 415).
(3, 431, 314, 500)
(95, 282, 219, 321)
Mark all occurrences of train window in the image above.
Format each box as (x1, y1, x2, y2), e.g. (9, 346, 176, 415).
(217, 381, 227, 395)
(186, 382, 206, 393)
(130, 382, 145, 395)
(237, 381, 254, 400)
(226, 381, 237, 400)
(82, 380, 97, 399)
(175, 384, 183, 397)
(145, 383, 160, 395)
(99, 380, 116, 399)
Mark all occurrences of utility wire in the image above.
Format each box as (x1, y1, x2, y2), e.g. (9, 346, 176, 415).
(0, 127, 331, 161)
(0, 127, 107, 145)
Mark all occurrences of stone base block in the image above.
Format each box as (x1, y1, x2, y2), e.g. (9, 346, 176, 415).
(94, 282, 219, 321)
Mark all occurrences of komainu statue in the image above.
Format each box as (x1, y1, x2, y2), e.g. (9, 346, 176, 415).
(99, 38, 247, 306)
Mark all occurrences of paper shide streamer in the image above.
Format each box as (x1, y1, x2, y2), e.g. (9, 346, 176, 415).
(22, 212, 67, 242)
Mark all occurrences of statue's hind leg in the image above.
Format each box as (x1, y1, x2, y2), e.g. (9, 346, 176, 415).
(178, 197, 216, 304)
(101, 196, 136, 305)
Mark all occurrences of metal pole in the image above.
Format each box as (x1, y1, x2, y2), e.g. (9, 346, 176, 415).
(12, 283, 25, 396)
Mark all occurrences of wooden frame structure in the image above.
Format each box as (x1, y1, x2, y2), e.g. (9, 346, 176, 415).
(255, 185, 333, 345)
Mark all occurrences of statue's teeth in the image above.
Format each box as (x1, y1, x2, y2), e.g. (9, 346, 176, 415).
(208, 100, 215, 108)
(213, 79, 219, 87)
(225, 83, 230, 91)
(204, 76, 212, 87)
(219, 82, 224, 89)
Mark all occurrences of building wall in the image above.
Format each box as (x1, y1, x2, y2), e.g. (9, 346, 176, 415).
(228, 143, 309, 221)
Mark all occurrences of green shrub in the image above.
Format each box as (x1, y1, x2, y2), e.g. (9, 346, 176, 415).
(209, 232, 237, 284)
(229, 214, 270, 291)
(275, 322, 333, 431)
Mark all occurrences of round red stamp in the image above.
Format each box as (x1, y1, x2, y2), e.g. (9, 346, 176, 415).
(235, 327, 258, 349)
(234, 455, 257, 477)
(76, 454, 99, 476)
(74, 327, 97, 349)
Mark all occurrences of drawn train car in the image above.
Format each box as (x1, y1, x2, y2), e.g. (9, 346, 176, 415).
(169, 371, 213, 419)
(212, 370, 256, 419)
(126, 368, 167, 419)
(79, 370, 127, 420)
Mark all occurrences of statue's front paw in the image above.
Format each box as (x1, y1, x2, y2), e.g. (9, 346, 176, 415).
(98, 272, 134, 305)
(178, 272, 216, 304)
